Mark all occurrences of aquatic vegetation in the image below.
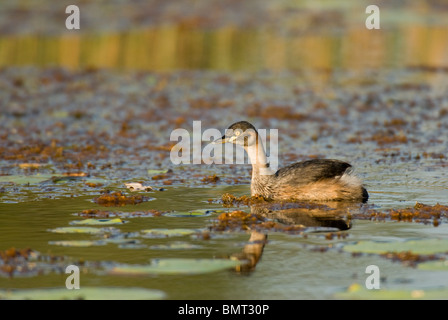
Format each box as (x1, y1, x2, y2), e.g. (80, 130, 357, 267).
(0, 247, 68, 278)
(342, 239, 448, 266)
(77, 209, 165, 218)
(93, 191, 152, 207)
(48, 240, 106, 247)
(201, 174, 220, 184)
(106, 258, 242, 276)
(343, 239, 448, 255)
(163, 209, 221, 217)
(220, 193, 268, 207)
(352, 202, 448, 225)
(149, 242, 203, 250)
(0, 287, 166, 300)
(141, 228, 199, 238)
(417, 260, 448, 271)
(335, 283, 448, 300)
(70, 218, 126, 225)
(212, 210, 263, 231)
(0, 174, 55, 185)
(48, 227, 105, 234)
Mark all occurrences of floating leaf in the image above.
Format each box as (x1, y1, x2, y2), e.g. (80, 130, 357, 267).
(164, 209, 221, 217)
(334, 283, 448, 300)
(149, 242, 203, 250)
(107, 258, 241, 276)
(0, 174, 54, 185)
(141, 228, 198, 238)
(70, 218, 126, 226)
(0, 287, 166, 300)
(147, 169, 168, 175)
(118, 243, 147, 249)
(48, 227, 104, 234)
(49, 240, 106, 247)
(417, 260, 448, 271)
(342, 239, 448, 255)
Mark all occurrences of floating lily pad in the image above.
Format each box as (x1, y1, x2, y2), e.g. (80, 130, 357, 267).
(0, 174, 55, 185)
(164, 209, 221, 217)
(107, 258, 241, 276)
(118, 243, 148, 249)
(342, 239, 448, 255)
(147, 169, 168, 175)
(141, 228, 198, 238)
(334, 283, 448, 300)
(0, 287, 166, 300)
(70, 218, 126, 226)
(417, 260, 448, 271)
(48, 227, 104, 234)
(149, 242, 203, 250)
(49, 240, 106, 247)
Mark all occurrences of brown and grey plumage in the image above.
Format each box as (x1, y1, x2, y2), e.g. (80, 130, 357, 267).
(214, 121, 368, 202)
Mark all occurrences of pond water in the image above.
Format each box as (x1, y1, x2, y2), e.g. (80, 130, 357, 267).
(0, 0, 448, 300)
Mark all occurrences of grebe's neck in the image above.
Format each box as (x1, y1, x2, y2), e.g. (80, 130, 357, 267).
(245, 137, 273, 176)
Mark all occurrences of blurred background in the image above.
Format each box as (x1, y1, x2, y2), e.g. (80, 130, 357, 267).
(1, 0, 448, 72)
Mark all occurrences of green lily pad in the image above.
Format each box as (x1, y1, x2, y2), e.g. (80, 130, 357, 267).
(335, 283, 448, 300)
(141, 228, 198, 238)
(164, 209, 221, 217)
(0, 174, 55, 185)
(49, 240, 106, 247)
(70, 218, 126, 226)
(417, 260, 448, 271)
(0, 287, 166, 300)
(147, 169, 168, 175)
(342, 239, 448, 255)
(108, 258, 241, 276)
(48, 227, 104, 234)
(149, 242, 203, 250)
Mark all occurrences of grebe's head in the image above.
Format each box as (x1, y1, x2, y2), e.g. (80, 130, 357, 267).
(214, 121, 258, 147)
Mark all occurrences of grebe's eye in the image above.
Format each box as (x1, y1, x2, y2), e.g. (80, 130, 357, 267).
(235, 130, 241, 136)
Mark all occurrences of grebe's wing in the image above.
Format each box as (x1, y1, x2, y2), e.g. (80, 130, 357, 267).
(274, 159, 352, 185)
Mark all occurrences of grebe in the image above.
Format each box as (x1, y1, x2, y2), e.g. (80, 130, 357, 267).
(214, 121, 368, 202)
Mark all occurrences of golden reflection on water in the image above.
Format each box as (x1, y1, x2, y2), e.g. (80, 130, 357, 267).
(0, 24, 447, 71)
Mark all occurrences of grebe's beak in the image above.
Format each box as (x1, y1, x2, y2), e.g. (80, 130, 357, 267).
(212, 135, 228, 144)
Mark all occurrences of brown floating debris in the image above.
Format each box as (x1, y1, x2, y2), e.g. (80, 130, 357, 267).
(93, 191, 150, 206)
(220, 193, 267, 207)
(353, 202, 448, 225)
(201, 174, 220, 184)
(78, 208, 165, 218)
